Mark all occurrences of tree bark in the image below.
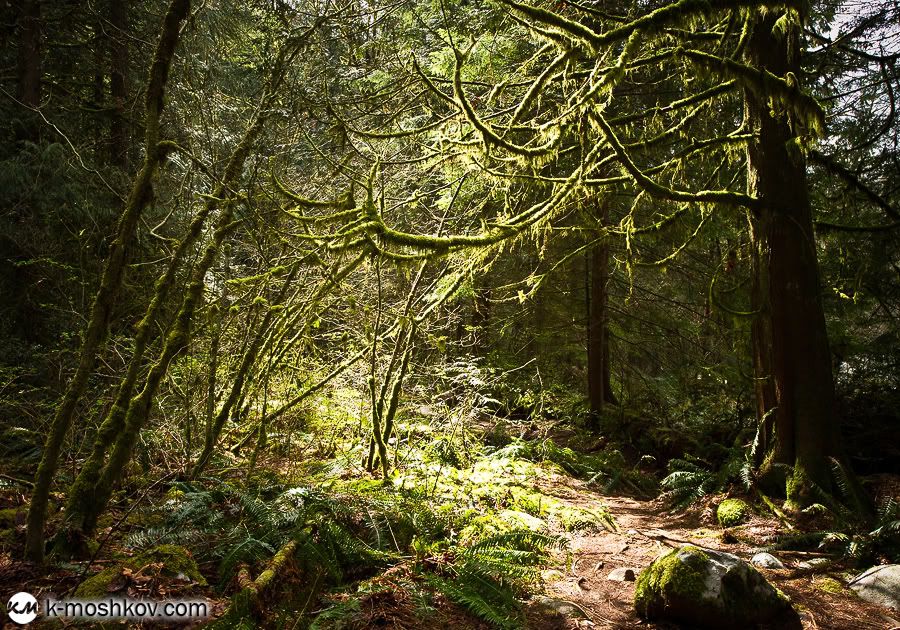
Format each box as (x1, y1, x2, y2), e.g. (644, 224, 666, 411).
(24, 0, 191, 564)
(587, 200, 616, 426)
(745, 10, 861, 510)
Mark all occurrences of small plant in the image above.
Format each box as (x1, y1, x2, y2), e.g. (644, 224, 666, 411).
(426, 530, 566, 629)
(661, 448, 752, 509)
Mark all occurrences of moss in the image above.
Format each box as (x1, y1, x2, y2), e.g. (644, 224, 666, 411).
(75, 566, 125, 598)
(634, 546, 708, 618)
(716, 498, 750, 527)
(0, 528, 17, 546)
(558, 506, 616, 533)
(0, 507, 23, 528)
(814, 576, 845, 595)
(74, 544, 206, 597)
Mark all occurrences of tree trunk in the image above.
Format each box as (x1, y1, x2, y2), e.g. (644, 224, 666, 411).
(109, 0, 129, 167)
(745, 10, 862, 510)
(587, 201, 616, 426)
(24, 0, 191, 564)
(16, 0, 41, 140)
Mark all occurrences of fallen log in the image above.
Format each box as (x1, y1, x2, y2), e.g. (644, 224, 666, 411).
(208, 540, 298, 627)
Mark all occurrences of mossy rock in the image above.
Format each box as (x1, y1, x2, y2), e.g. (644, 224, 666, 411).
(635, 545, 796, 629)
(716, 498, 750, 527)
(0, 507, 25, 528)
(558, 506, 616, 533)
(75, 545, 206, 598)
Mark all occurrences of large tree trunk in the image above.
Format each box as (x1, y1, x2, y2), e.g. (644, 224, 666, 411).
(587, 201, 616, 426)
(745, 10, 861, 510)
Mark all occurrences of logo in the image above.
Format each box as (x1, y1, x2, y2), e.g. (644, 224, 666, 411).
(7, 592, 38, 625)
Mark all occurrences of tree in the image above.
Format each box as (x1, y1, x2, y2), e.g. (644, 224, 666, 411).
(25, 0, 192, 563)
(301, 0, 881, 506)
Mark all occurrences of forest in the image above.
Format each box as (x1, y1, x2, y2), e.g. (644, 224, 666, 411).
(0, 0, 898, 628)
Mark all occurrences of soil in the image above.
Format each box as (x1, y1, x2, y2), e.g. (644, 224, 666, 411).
(523, 475, 900, 630)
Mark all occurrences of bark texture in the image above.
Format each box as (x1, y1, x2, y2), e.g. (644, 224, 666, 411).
(24, 0, 191, 563)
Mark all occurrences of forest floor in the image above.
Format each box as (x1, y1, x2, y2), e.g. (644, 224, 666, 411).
(2, 427, 899, 629)
(522, 474, 899, 629)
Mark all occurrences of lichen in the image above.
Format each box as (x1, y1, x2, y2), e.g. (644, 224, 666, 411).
(634, 546, 708, 617)
(716, 498, 750, 527)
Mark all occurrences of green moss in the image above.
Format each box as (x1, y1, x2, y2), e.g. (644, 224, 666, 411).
(75, 566, 125, 598)
(558, 506, 616, 533)
(716, 499, 750, 527)
(74, 544, 206, 597)
(635, 546, 708, 617)
(0, 507, 23, 528)
(0, 528, 17, 546)
(814, 577, 845, 594)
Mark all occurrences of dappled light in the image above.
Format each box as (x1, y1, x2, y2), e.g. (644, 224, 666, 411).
(1, 0, 898, 628)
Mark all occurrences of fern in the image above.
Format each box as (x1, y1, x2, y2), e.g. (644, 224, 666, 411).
(423, 528, 565, 628)
(661, 447, 753, 509)
(426, 574, 521, 629)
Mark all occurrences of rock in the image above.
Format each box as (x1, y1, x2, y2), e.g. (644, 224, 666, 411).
(750, 552, 785, 569)
(498, 509, 545, 531)
(634, 545, 797, 629)
(607, 567, 637, 581)
(849, 565, 900, 610)
(541, 569, 565, 582)
(716, 498, 750, 527)
(798, 557, 831, 570)
(532, 596, 590, 619)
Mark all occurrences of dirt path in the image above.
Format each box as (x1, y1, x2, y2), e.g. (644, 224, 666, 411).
(527, 480, 898, 630)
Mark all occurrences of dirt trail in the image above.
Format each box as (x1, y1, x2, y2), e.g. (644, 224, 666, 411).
(527, 480, 898, 630)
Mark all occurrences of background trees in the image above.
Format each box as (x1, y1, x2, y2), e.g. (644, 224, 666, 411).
(0, 0, 896, 613)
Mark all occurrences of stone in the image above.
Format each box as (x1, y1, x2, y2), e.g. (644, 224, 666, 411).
(634, 545, 798, 629)
(750, 552, 785, 569)
(532, 596, 589, 619)
(849, 565, 900, 611)
(607, 567, 637, 581)
(798, 557, 831, 570)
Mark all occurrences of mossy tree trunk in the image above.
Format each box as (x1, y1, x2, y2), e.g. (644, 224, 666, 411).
(72, 107, 271, 537)
(744, 10, 865, 511)
(24, 0, 191, 564)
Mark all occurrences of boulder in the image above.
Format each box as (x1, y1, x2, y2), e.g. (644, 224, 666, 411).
(634, 545, 797, 629)
(849, 565, 900, 611)
(750, 552, 785, 569)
